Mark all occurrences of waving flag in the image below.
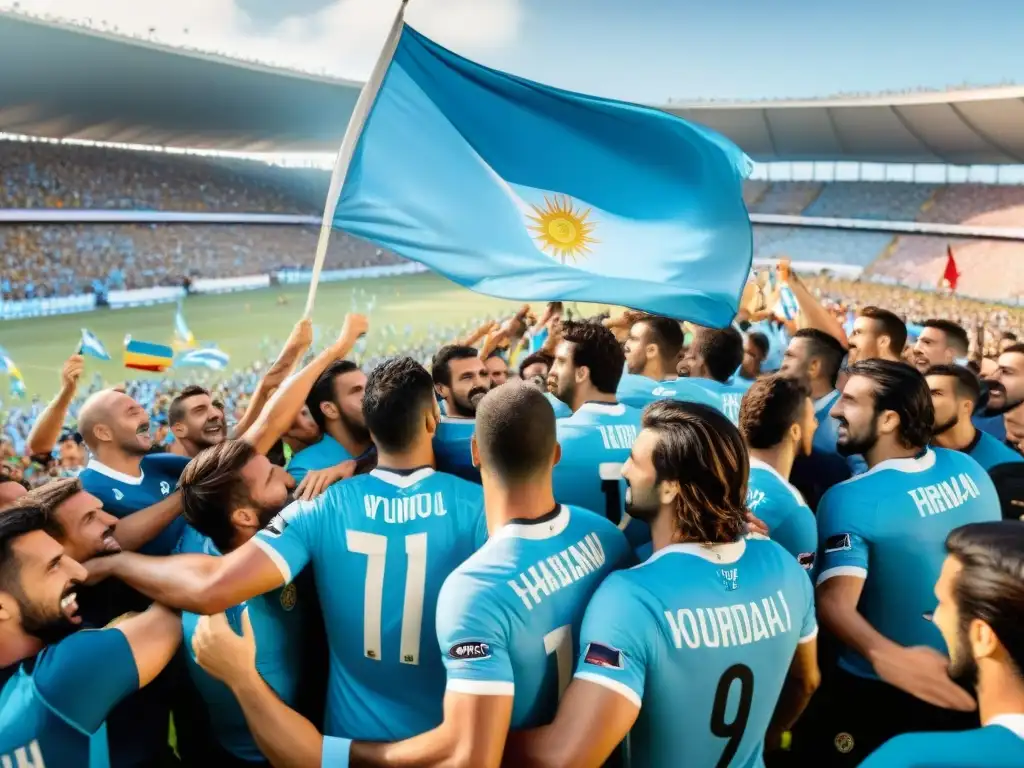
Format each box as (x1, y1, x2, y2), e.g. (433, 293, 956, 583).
(774, 285, 800, 322)
(174, 300, 196, 350)
(942, 245, 960, 292)
(175, 347, 230, 371)
(0, 347, 25, 398)
(329, 16, 753, 328)
(79, 329, 111, 361)
(124, 339, 174, 373)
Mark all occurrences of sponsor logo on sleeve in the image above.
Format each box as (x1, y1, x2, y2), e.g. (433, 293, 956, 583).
(583, 642, 623, 670)
(448, 641, 491, 661)
(824, 534, 852, 554)
(798, 552, 816, 571)
(263, 514, 288, 538)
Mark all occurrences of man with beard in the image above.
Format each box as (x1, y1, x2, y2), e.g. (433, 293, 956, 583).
(803, 360, 1000, 766)
(740, 375, 818, 570)
(504, 401, 819, 768)
(483, 351, 510, 389)
(85, 358, 489, 757)
(288, 358, 373, 484)
(974, 344, 1024, 443)
(168, 386, 226, 458)
(847, 306, 907, 365)
(0, 505, 182, 766)
(912, 320, 970, 375)
(432, 345, 491, 481)
(617, 316, 723, 412)
(926, 365, 1024, 520)
(781, 328, 855, 507)
(679, 325, 750, 424)
(860, 521, 1024, 767)
(518, 353, 552, 390)
(738, 330, 770, 383)
(547, 321, 643, 540)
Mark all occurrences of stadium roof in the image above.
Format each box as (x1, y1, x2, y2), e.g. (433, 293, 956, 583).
(3, 10, 1024, 164)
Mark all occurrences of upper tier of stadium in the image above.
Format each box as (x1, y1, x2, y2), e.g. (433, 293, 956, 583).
(3, 10, 1024, 163)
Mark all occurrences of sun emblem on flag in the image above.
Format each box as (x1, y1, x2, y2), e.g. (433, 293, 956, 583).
(527, 194, 598, 264)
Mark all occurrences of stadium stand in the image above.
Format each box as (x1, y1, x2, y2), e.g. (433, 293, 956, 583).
(753, 227, 895, 267)
(802, 182, 936, 221)
(746, 182, 823, 215)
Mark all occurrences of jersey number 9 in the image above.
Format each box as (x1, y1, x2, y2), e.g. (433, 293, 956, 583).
(711, 663, 754, 768)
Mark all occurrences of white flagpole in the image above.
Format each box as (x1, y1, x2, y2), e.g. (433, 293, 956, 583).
(303, 0, 410, 319)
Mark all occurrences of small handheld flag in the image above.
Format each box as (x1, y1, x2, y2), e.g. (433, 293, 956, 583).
(124, 339, 174, 372)
(774, 285, 799, 322)
(174, 300, 196, 349)
(79, 329, 111, 361)
(174, 347, 230, 371)
(319, 4, 753, 328)
(0, 347, 25, 398)
(942, 245, 960, 292)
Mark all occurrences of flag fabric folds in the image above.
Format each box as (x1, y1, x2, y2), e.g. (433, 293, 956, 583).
(174, 300, 196, 349)
(943, 245, 960, 292)
(774, 285, 800, 321)
(0, 347, 25, 398)
(124, 339, 174, 372)
(79, 329, 111, 361)
(331, 24, 753, 328)
(175, 347, 230, 371)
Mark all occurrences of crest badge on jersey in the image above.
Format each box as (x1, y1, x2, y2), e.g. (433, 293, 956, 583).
(279, 583, 298, 612)
(718, 567, 739, 591)
(798, 552, 816, 571)
(448, 641, 491, 661)
(583, 642, 623, 670)
(834, 732, 855, 754)
(160, 481, 171, 496)
(825, 533, 852, 554)
(112, 488, 124, 501)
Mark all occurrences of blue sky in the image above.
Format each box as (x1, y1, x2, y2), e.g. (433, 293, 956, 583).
(7, 0, 1023, 103)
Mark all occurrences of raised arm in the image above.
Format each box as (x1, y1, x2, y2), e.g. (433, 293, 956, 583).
(26, 354, 84, 456)
(778, 261, 849, 347)
(242, 313, 368, 455)
(116, 602, 184, 687)
(90, 539, 286, 615)
(111, 491, 184, 553)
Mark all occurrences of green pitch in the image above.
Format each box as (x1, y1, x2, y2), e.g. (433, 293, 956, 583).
(0, 273, 530, 400)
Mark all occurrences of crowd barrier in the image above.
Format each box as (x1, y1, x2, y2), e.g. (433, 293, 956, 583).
(0, 294, 96, 320)
(108, 286, 186, 310)
(192, 275, 271, 294)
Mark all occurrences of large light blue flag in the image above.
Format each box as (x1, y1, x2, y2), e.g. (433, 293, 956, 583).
(175, 347, 230, 371)
(331, 22, 753, 328)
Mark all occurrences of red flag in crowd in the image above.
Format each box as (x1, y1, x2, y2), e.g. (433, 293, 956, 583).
(943, 245, 960, 292)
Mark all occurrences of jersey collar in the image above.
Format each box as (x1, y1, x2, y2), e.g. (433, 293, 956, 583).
(85, 458, 144, 486)
(370, 467, 435, 488)
(813, 389, 840, 414)
(988, 714, 1024, 740)
(576, 402, 625, 416)
(748, 458, 807, 506)
(644, 538, 747, 566)
(493, 505, 571, 541)
(861, 448, 936, 478)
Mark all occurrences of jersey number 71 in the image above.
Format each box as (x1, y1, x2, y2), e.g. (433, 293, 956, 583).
(346, 531, 427, 665)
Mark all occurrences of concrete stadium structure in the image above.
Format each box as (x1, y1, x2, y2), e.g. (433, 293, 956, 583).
(3, 9, 1024, 162)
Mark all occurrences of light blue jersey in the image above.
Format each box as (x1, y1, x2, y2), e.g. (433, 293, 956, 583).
(746, 458, 817, 574)
(816, 448, 1001, 679)
(253, 467, 487, 740)
(436, 505, 631, 728)
(966, 428, 1024, 473)
(553, 402, 641, 524)
(287, 435, 354, 484)
(690, 378, 749, 425)
(973, 410, 1007, 443)
(617, 373, 724, 413)
(433, 416, 480, 483)
(179, 529, 305, 762)
(789, 389, 854, 510)
(0, 628, 140, 767)
(860, 718, 1024, 768)
(575, 536, 816, 768)
(80, 454, 189, 556)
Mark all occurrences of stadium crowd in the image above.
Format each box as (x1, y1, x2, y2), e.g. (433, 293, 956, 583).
(1, 257, 1024, 768)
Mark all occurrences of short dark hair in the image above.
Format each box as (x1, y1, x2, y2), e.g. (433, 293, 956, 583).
(860, 306, 908, 356)
(0, 504, 48, 594)
(792, 328, 846, 388)
(518, 353, 552, 379)
(923, 319, 969, 356)
(169, 385, 211, 427)
(1003, 343, 1024, 357)
(179, 440, 257, 551)
(1000, 332, 1018, 343)
(638, 317, 685, 362)
(740, 375, 811, 450)
(925, 364, 982, 405)
(946, 521, 1024, 677)
(560, 321, 626, 394)
(694, 326, 745, 382)
(306, 360, 360, 432)
(21, 478, 83, 540)
(747, 332, 770, 360)
(431, 345, 480, 387)
(475, 383, 556, 482)
(363, 357, 436, 453)
(847, 359, 934, 449)
(642, 401, 748, 544)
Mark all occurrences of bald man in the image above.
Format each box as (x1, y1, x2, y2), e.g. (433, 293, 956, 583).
(0, 480, 26, 507)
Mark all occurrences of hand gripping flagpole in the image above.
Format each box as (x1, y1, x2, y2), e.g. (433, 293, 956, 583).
(303, 0, 410, 320)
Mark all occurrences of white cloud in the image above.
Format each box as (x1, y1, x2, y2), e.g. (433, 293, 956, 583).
(0, 0, 524, 79)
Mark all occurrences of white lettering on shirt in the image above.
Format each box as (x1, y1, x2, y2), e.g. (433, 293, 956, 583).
(1, 740, 45, 768)
(362, 493, 449, 523)
(664, 591, 794, 650)
(596, 424, 638, 451)
(508, 533, 607, 611)
(908, 473, 982, 517)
